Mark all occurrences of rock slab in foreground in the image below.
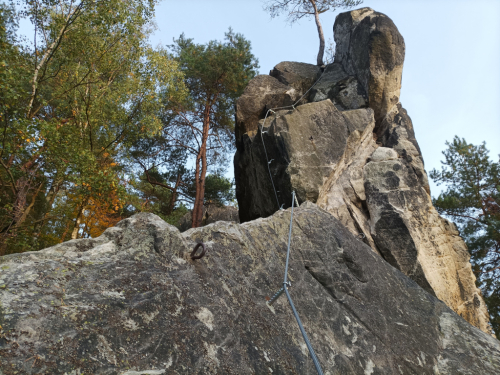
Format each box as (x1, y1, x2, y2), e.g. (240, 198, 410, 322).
(1, 207, 499, 374)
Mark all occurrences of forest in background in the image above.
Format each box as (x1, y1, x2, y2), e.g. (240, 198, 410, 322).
(0, 0, 258, 255)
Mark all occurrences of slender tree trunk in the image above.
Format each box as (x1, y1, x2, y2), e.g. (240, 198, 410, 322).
(70, 201, 87, 240)
(34, 179, 63, 238)
(14, 182, 43, 228)
(167, 173, 182, 215)
(191, 107, 211, 228)
(310, 0, 325, 66)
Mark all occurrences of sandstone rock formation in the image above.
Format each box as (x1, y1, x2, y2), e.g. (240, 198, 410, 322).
(334, 7, 405, 124)
(234, 7, 493, 335)
(1, 208, 499, 374)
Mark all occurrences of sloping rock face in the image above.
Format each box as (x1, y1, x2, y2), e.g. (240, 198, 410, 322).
(1, 208, 499, 374)
(233, 7, 493, 334)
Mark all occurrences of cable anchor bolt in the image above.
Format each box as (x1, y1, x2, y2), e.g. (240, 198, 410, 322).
(266, 282, 291, 305)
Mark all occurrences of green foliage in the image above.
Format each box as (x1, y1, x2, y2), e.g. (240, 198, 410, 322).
(0, 0, 185, 253)
(0, 1, 255, 249)
(128, 173, 189, 226)
(264, 0, 363, 24)
(203, 174, 235, 206)
(430, 136, 500, 335)
(182, 173, 235, 207)
(136, 29, 258, 228)
(170, 29, 259, 123)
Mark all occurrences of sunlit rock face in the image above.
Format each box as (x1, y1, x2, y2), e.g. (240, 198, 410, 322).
(234, 7, 493, 335)
(1, 208, 499, 374)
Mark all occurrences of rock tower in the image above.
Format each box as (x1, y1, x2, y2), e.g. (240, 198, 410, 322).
(234, 7, 493, 335)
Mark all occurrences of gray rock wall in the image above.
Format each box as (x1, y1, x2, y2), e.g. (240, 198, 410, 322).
(1, 208, 498, 374)
(233, 7, 493, 334)
(334, 7, 405, 125)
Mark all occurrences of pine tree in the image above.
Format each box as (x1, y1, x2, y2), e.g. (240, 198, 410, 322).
(430, 136, 500, 334)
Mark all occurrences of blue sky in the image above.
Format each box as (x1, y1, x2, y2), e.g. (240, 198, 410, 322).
(150, 0, 500, 196)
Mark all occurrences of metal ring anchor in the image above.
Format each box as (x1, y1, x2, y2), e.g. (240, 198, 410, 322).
(190, 243, 206, 260)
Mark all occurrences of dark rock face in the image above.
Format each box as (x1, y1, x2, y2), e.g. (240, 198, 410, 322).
(235, 75, 299, 144)
(269, 61, 321, 97)
(334, 7, 405, 124)
(309, 63, 368, 110)
(1, 207, 499, 374)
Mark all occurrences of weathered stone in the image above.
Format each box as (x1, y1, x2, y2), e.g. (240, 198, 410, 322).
(370, 147, 398, 162)
(309, 63, 368, 110)
(1, 208, 498, 374)
(317, 108, 379, 252)
(269, 61, 321, 97)
(364, 157, 493, 335)
(235, 100, 370, 223)
(235, 75, 299, 143)
(334, 7, 405, 124)
(378, 102, 429, 191)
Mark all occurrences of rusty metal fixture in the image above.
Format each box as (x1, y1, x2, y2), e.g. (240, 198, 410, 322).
(190, 242, 206, 260)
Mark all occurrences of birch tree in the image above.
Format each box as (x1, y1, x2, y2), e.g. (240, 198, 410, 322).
(0, 1, 183, 253)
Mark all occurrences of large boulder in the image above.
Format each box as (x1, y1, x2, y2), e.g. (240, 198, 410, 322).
(334, 7, 405, 124)
(1, 207, 499, 374)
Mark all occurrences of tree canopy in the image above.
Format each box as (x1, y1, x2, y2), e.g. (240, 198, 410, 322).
(159, 30, 259, 228)
(0, 0, 184, 253)
(430, 136, 500, 335)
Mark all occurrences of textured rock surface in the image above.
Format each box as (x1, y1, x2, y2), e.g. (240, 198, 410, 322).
(1, 207, 499, 374)
(269, 61, 320, 97)
(377, 103, 429, 190)
(309, 63, 368, 110)
(235, 100, 372, 223)
(334, 7, 405, 124)
(233, 7, 493, 334)
(364, 157, 493, 334)
(235, 75, 299, 144)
